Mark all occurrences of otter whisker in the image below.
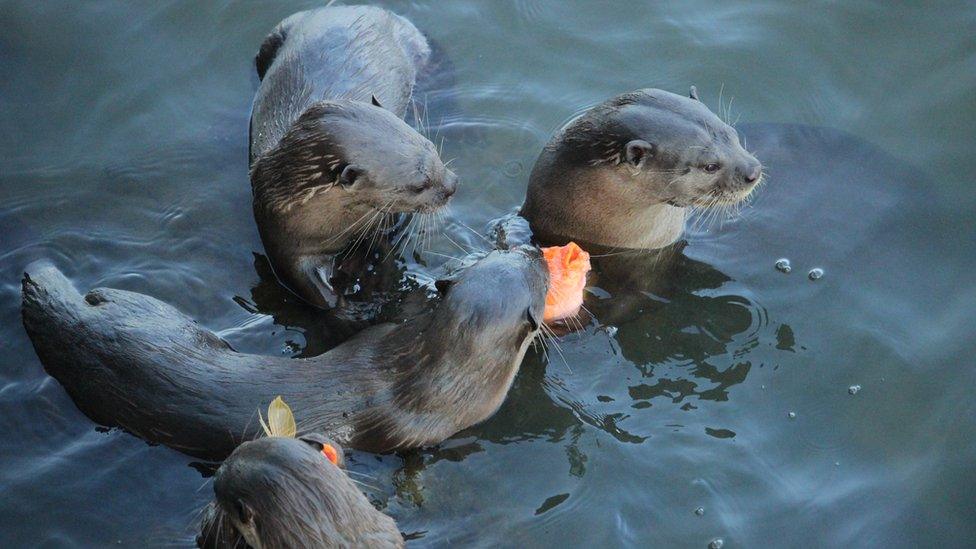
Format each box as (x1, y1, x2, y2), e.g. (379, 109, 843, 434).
(538, 322, 572, 373)
(442, 231, 476, 255)
(345, 469, 379, 481)
(349, 476, 384, 493)
(452, 217, 493, 247)
(326, 203, 384, 244)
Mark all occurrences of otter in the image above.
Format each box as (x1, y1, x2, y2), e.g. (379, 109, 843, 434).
(249, 6, 457, 309)
(197, 436, 402, 548)
(20, 247, 547, 460)
(520, 87, 762, 250)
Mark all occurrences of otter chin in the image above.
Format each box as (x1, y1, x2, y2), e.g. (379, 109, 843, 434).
(197, 436, 403, 549)
(521, 87, 762, 250)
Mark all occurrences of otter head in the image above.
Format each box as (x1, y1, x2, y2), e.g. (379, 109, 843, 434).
(199, 436, 400, 548)
(431, 246, 549, 376)
(523, 87, 762, 249)
(434, 246, 549, 358)
(250, 99, 457, 251)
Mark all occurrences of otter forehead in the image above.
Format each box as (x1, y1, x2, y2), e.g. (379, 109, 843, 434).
(310, 100, 438, 153)
(555, 88, 744, 167)
(614, 90, 739, 151)
(215, 438, 333, 499)
(445, 249, 548, 318)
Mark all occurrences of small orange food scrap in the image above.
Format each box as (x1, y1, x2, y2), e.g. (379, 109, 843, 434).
(321, 443, 339, 466)
(542, 242, 591, 323)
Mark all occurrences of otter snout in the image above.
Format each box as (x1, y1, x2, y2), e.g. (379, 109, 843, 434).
(741, 160, 763, 185)
(442, 169, 458, 199)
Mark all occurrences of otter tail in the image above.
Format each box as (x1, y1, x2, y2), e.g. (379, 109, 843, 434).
(21, 262, 263, 459)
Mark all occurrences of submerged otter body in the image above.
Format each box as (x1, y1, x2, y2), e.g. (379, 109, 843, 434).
(521, 88, 762, 250)
(198, 437, 402, 548)
(21, 248, 546, 460)
(249, 6, 457, 309)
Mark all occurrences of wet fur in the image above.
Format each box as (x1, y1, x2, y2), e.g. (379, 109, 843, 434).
(521, 88, 762, 249)
(248, 6, 456, 309)
(198, 438, 402, 548)
(21, 249, 547, 461)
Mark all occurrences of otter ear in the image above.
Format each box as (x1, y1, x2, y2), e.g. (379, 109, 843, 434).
(689, 85, 700, 101)
(338, 164, 363, 189)
(434, 278, 454, 295)
(234, 499, 254, 525)
(625, 139, 655, 168)
(371, 95, 383, 108)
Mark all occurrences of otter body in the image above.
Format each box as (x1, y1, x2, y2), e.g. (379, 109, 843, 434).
(250, 6, 428, 159)
(21, 248, 546, 460)
(198, 437, 402, 548)
(249, 7, 457, 309)
(521, 88, 762, 249)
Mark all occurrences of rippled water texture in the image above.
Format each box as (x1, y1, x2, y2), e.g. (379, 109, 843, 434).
(2, 1, 975, 547)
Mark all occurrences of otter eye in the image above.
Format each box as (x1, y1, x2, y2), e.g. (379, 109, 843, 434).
(234, 499, 253, 525)
(338, 164, 362, 188)
(525, 308, 539, 331)
(703, 163, 721, 173)
(409, 178, 433, 194)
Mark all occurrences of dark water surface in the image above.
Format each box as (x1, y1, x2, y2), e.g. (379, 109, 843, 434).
(2, 1, 975, 547)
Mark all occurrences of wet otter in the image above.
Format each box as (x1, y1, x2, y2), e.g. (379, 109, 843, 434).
(21, 247, 547, 460)
(520, 87, 762, 249)
(197, 436, 402, 548)
(249, 6, 457, 309)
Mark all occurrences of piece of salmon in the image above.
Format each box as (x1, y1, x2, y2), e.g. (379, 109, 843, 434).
(542, 242, 591, 323)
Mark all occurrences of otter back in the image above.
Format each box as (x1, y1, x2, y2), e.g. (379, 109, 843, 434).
(250, 6, 431, 161)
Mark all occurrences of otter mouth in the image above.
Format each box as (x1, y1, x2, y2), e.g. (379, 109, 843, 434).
(693, 183, 758, 208)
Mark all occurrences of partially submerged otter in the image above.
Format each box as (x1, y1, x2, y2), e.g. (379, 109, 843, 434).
(521, 87, 762, 249)
(21, 247, 547, 460)
(197, 436, 402, 548)
(249, 6, 457, 309)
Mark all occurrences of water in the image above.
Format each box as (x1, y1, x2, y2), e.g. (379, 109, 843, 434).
(2, 1, 975, 546)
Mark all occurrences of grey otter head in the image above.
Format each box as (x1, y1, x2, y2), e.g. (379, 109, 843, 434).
(433, 246, 549, 353)
(199, 436, 402, 548)
(251, 100, 458, 245)
(522, 87, 763, 249)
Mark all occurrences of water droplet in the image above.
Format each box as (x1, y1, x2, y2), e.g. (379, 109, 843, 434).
(788, 411, 797, 419)
(709, 539, 724, 549)
(695, 507, 705, 516)
(808, 268, 824, 280)
(848, 384, 861, 395)
(775, 258, 792, 273)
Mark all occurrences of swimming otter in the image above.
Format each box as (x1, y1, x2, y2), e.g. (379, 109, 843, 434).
(520, 87, 762, 249)
(197, 436, 402, 548)
(21, 247, 547, 460)
(249, 6, 457, 309)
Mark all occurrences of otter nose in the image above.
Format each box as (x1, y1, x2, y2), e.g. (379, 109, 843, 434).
(442, 170, 458, 197)
(743, 163, 762, 184)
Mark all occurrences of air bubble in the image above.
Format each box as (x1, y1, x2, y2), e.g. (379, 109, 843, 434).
(775, 258, 791, 273)
(808, 268, 824, 280)
(788, 411, 796, 419)
(848, 384, 861, 395)
(709, 539, 724, 549)
(695, 507, 705, 516)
